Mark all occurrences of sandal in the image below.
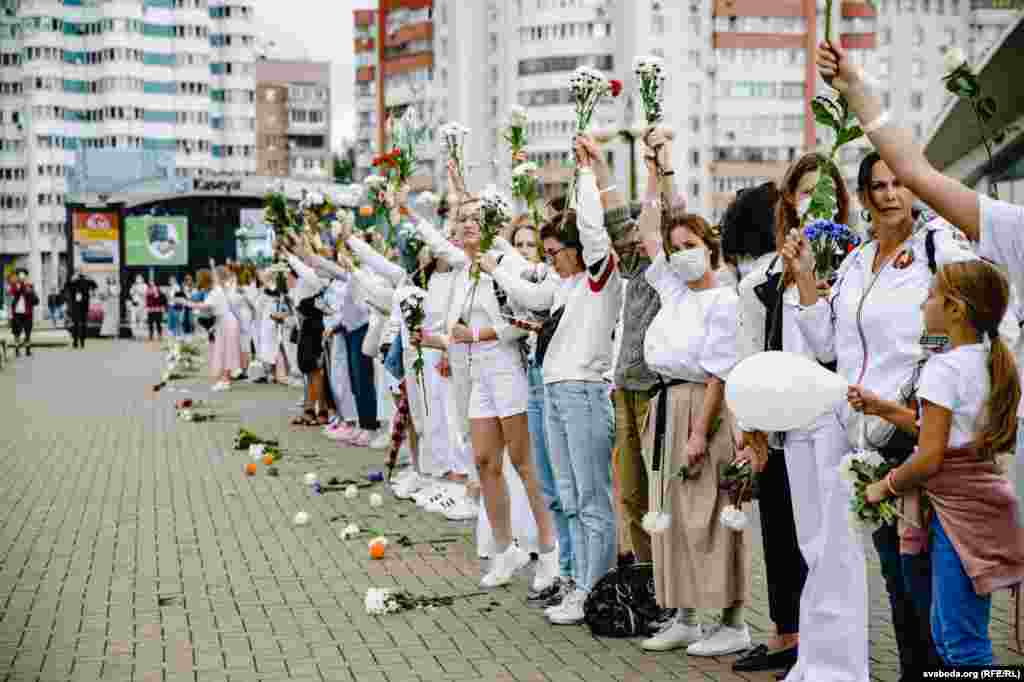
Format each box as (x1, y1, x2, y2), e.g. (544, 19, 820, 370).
(291, 410, 317, 426)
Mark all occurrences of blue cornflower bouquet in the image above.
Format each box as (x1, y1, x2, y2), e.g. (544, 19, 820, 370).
(803, 219, 860, 281)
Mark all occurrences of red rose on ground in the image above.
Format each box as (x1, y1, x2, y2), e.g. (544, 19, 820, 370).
(609, 80, 623, 97)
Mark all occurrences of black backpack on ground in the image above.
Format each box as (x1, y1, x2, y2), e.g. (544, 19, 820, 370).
(583, 562, 661, 638)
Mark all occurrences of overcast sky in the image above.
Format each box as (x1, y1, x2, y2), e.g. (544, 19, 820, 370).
(251, 0, 376, 152)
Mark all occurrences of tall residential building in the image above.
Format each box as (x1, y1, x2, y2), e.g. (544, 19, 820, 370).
(353, 0, 1014, 222)
(0, 0, 257, 297)
(254, 59, 332, 181)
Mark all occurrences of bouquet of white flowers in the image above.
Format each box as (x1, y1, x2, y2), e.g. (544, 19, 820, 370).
(398, 287, 428, 415)
(439, 121, 470, 184)
(633, 55, 666, 125)
(841, 448, 899, 532)
(503, 106, 529, 157)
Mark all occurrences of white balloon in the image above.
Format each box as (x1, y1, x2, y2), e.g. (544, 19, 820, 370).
(726, 351, 848, 432)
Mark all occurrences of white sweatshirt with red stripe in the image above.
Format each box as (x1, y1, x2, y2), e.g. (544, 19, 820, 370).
(491, 168, 622, 385)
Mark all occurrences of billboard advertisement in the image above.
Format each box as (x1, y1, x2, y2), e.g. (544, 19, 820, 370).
(237, 208, 274, 263)
(72, 210, 119, 275)
(125, 216, 188, 266)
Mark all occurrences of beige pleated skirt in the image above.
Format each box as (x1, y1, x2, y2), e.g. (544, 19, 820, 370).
(641, 382, 751, 610)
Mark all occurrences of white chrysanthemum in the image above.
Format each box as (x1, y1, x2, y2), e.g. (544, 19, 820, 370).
(365, 587, 397, 615)
(858, 449, 885, 470)
(838, 453, 857, 484)
(179, 409, 193, 421)
(943, 47, 967, 73)
(369, 493, 383, 507)
(344, 485, 358, 499)
(396, 286, 426, 305)
(340, 523, 360, 540)
(633, 55, 665, 74)
(364, 175, 387, 189)
(720, 505, 749, 531)
(304, 472, 318, 486)
(508, 105, 528, 127)
(641, 511, 672, 535)
(416, 191, 439, 207)
(512, 161, 539, 177)
(249, 443, 265, 460)
(293, 511, 310, 526)
(439, 121, 470, 139)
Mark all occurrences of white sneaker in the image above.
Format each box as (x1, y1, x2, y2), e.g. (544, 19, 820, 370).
(531, 547, 560, 594)
(412, 484, 446, 508)
(425, 486, 464, 513)
(546, 589, 587, 625)
(392, 474, 427, 500)
(640, 617, 704, 651)
(480, 545, 529, 588)
(369, 431, 390, 449)
(685, 624, 751, 657)
(443, 497, 478, 521)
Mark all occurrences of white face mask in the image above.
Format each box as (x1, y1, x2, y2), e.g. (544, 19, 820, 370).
(669, 246, 708, 282)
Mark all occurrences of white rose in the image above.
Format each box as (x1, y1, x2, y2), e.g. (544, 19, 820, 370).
(720, 505, 749, 531)
(944, 47, 967, 73)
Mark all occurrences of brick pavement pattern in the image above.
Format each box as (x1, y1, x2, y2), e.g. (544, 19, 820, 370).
(1, 340, 1022, 681)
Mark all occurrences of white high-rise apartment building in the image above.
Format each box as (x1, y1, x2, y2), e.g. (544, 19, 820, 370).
(355, 0, 1013, 224)
(0, 0, 257, 297)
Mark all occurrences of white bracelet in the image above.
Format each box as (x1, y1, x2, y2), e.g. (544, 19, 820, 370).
(862, 110, 891, 134)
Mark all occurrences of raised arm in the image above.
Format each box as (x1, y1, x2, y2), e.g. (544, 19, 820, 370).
(306, 252, 351, 282)
(347, 235, 405, 285)
(817, 41, 980, 240)
(486, 257, 558, 312)
(412, 215, 469, 268)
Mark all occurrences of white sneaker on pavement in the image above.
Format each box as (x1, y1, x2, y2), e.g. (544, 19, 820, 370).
(546, 589, 587, 625)
(640, 617, 704, 651)
(480, 544, 529, 588)
(685, 624, 751, 657)
(442, 497, 478, 521)
(392, 474, 426, 500)
(531, 547, 560, 594)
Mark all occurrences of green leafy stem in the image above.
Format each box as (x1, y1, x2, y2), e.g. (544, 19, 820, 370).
(944, 63, 1000, 200)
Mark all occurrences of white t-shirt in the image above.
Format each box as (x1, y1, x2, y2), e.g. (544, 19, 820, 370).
(976, 194, 1024, 418)
(917, 344, 990, 449)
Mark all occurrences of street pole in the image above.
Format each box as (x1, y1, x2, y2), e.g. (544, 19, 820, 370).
(19, 109, 43, 310)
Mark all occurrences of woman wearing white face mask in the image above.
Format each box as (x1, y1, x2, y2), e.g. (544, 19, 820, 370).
(637, 209, 751, 656)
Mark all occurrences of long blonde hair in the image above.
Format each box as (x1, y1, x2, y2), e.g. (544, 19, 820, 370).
(936, 260, 1020, 457)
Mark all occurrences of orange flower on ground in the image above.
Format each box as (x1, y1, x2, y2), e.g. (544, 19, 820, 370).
(245, 463, 257, 476)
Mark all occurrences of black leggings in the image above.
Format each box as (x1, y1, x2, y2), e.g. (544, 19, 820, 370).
(147, 311, 163, 339)
(759, 448, 808, 634)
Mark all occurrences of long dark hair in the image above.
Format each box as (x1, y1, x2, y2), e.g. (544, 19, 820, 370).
(721, 181, 778, 260)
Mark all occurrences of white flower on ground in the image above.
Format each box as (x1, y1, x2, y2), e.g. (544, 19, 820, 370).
(365, 587, 397, 615)
(304, 472, 318, 486)
(340, 523, 360, 540)
(344, 485, 359, 499)
(641, 511, 671, 535)
(369, 493, 383, 507)
(944, 47, 967, 73)
(249, 443, 265, 460)
(179, 409, 193, 422)
(293, 511, 310, 526)
(720, 505, 749, 531)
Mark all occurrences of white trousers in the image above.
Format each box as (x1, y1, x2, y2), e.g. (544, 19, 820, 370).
(327, 336, 357, 421)
(783, 412, 870, 682)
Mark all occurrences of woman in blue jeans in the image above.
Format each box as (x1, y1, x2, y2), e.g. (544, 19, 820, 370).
(484, 136, 621, 625)
(507, 222, 575, 601)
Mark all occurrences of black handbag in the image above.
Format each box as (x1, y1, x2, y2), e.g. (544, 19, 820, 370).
(534, 306, 566, 367)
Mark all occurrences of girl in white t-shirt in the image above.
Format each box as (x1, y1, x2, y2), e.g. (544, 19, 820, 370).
(861, 260, 1024, 666)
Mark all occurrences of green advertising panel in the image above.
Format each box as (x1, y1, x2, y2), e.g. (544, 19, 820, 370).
(125, 216, 189, 266)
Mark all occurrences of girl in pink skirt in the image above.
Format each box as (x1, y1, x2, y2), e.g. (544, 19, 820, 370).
(190, 262, 242, 392)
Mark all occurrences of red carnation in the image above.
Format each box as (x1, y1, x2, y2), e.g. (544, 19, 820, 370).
(609, 80, 623, 97)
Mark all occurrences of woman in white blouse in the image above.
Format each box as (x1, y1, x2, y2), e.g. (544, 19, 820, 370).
(736, 154, 868, 682)
(816, 40, 1024, 525)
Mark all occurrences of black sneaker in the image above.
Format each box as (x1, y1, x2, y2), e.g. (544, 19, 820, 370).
(526, 576, 562, 606)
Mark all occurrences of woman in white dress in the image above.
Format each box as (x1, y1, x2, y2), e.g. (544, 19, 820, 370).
(129, 274, 147, 337)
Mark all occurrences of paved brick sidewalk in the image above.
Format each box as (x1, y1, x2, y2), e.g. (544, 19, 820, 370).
(0, 340, 1022, 682)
